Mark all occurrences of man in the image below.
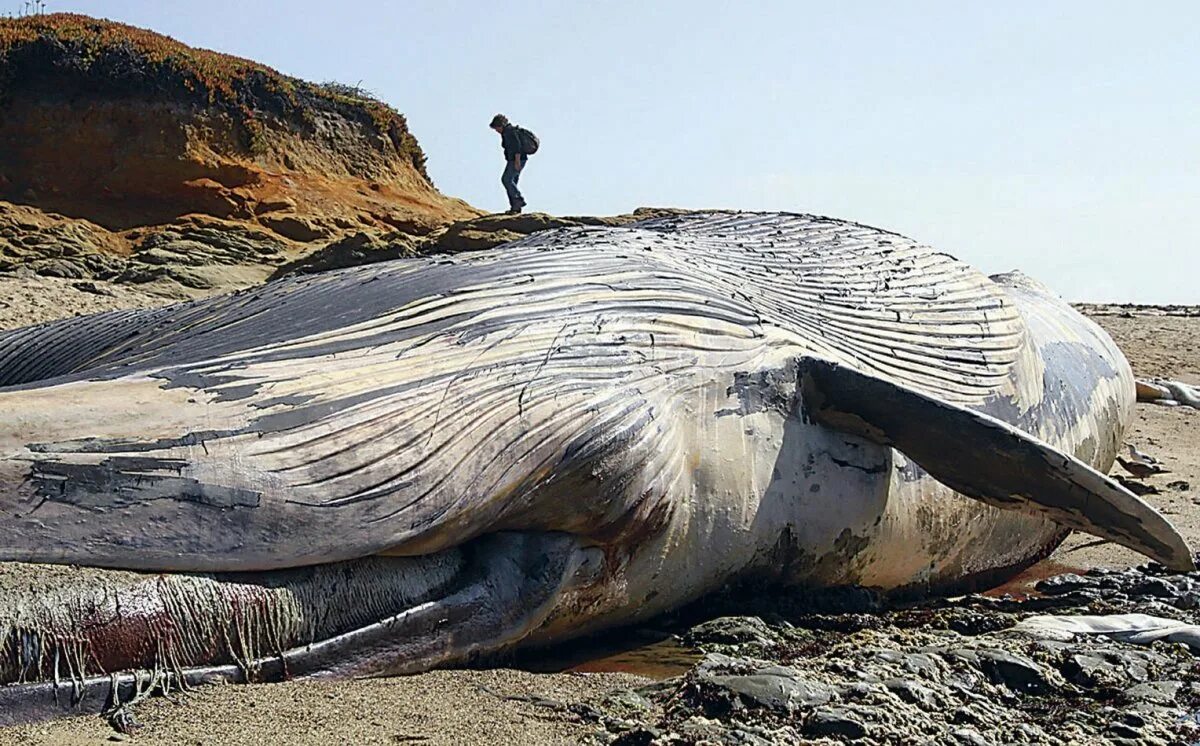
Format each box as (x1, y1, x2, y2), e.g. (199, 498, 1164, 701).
(490, 114, 530, 214)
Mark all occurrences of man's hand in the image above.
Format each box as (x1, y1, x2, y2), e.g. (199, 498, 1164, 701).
(512, 156, 522, 172)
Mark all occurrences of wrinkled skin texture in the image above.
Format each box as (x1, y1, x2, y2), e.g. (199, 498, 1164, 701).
(0, 212, 1184, 722)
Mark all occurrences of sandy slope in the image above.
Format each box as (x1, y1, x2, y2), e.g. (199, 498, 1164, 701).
(0, 280, 1195, 744)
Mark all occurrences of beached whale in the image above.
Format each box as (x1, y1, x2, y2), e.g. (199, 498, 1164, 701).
(0, 212, 1189, 722)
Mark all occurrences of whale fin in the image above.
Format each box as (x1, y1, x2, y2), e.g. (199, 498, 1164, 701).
(797, 357, 1195, 572)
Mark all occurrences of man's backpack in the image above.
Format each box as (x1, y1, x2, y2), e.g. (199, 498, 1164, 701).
(514, 126, 539, 155)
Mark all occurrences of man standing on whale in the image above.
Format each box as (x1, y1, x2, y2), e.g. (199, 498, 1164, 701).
(489, 113, 537, 214)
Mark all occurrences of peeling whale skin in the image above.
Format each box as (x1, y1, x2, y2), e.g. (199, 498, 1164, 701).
(0, 212, 1188, 720)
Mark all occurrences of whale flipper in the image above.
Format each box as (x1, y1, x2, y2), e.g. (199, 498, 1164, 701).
(798, 356, 1194, 571)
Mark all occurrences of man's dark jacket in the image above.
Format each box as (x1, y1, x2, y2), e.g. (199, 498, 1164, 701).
(500, 124, 522, 160)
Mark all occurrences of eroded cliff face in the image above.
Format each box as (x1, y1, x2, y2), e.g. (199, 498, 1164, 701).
(0, 13, 478, 296)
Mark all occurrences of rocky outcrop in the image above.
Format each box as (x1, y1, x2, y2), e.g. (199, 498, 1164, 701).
(0, 203, 288, 295)
(269, 231, 420, 277)
(428, 208, 692, 253)
(271, 208, 694, 279)
(0, 203, 695, 297)
(0, 201, 125, 279)
(0, 13, 477, 296)
(582, 565, 1200, 744)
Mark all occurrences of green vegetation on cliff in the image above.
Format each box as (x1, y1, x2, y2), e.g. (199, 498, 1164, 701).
(0, 13, 428, 179)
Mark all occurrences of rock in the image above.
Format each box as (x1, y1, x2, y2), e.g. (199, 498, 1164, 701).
(1063, 652, 1121, 686)
(428, 209, 700, 255)
(269, 232, 417, 278)
(30, 257, 87, 279)
(256, 197, 296, 214)
(261, 215, 330, 242)
(590, 561, 1200, 745)
(431, 226, 525, 253)
(71, 280, 114, 296)
(165, 266, 219, 290)
(671, 715, 780, 745)
(978, 650, 1056, 694)
(950, 727, 990, 746)
(1036, 573, 1097, 595)
(687, 654, 835, 715)
(683, 616, 780, 648)
(1105, 722, 1142, 740)
(804, 706, 868, 740)
(883, 677, 939, 709)
(1122, 681, 1181, 705)
(702, 670, 834, 713)
(601, 689, 653, 716)
(1137, 577, 1183, 598)
(608, 726, 662, 746)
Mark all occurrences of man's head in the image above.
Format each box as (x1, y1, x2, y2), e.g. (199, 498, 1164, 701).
(489, 114, 509, 133)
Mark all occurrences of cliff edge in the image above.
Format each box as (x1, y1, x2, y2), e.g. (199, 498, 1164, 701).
(0, 13, 478, 294)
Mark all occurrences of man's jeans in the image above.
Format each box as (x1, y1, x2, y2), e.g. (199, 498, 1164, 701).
(501, 155, 527, 209)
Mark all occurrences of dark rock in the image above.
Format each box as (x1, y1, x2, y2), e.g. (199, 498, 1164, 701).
(804, 706, 868, 740)
(71, 280, 114, 296)
(883, 677, 939, 709)
(601, 689, 652, 715)
(683, 616, 779, 648)
(608, 726, 661, 746)
(707, 671, 833, 713)
(950, 727, 990, 746)
(692, 655, 835, 714)
(260, 215, 329, 242)
(428, 209, 700, 255)
(1036, 573, 1097, 595)
(1122, 711, 1147, 727)
(1105, 722, 1142, 739)
(31, 257, 87, 278)
(974, 650, 1055, 695)
(1133, 578, 1180, 598)
(1122, 681, 1181, 705)
(270, 232, 417, 278)
(1063, 652, 1120, 687)
(945, 608, 1014, 635)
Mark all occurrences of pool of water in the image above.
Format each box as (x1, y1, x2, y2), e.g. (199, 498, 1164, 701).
(517, 629, 701, 680)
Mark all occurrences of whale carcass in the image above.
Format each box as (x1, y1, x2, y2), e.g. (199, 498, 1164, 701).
(0, 212, 1190, 722)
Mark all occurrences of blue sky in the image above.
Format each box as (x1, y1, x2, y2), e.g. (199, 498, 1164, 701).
(60, 1, 1199, 303)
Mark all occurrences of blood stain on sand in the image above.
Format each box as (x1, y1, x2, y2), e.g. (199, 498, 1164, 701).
(981, 559, 1088, 600)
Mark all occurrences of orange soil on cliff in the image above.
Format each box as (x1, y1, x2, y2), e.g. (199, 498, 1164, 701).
(0, 14, 477, 242)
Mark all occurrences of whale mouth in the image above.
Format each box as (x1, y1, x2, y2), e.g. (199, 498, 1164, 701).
(0, 531, 589, 726)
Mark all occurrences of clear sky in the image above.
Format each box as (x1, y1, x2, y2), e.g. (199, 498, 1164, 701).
(60, 0, 1199, 303)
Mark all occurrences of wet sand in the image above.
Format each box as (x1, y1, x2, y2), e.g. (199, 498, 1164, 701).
(0, 278, 1195, 745)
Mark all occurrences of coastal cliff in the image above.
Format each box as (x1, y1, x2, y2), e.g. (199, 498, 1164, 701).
(0, 13, 477, 295)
